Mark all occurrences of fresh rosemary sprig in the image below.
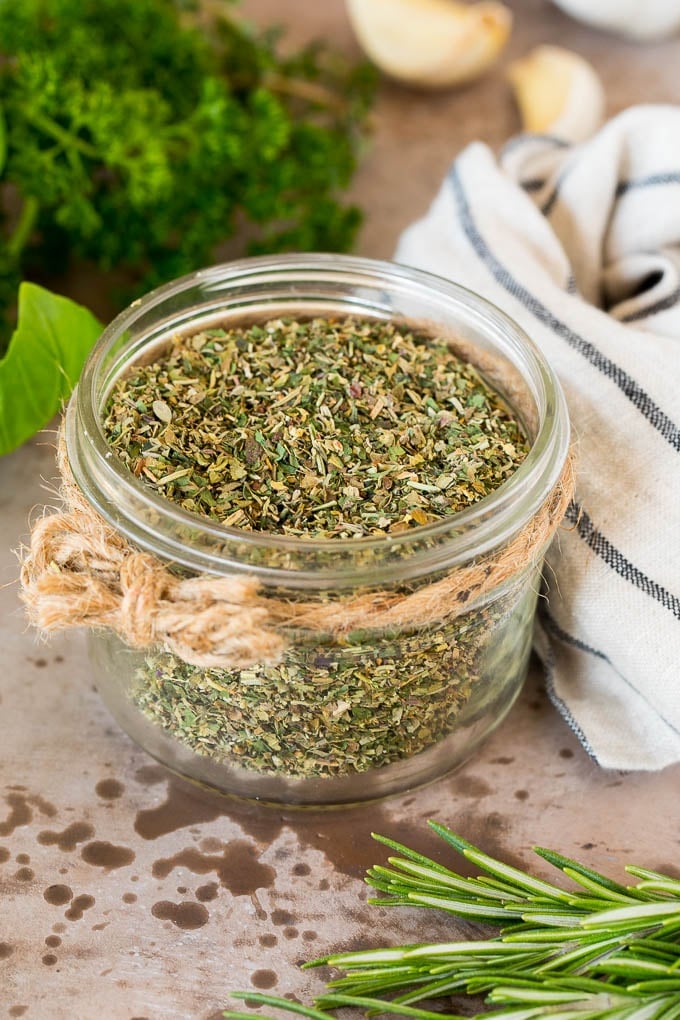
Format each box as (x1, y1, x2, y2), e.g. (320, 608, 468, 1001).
(223, 823, 680, 1020)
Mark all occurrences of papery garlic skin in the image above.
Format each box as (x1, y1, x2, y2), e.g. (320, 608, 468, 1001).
(509, 45, 606, 144)
(551, 0, 680, 40)
(345, 0, 512, 90)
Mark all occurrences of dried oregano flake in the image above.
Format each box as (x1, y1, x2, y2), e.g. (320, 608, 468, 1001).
(103, 317, 529, 539)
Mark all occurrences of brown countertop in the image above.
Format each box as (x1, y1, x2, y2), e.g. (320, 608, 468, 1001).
(1, 2, 679, 1017)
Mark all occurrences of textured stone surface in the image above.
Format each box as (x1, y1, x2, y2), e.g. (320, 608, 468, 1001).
(2, 3, 679, 1017)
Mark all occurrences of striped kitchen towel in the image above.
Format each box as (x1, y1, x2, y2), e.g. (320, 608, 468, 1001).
(396, 104, 680, 771)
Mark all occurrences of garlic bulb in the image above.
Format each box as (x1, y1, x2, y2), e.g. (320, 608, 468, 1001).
(550, 0, 680, 41)
(345, 0, 512, 90)
(508, 45, 606, 144)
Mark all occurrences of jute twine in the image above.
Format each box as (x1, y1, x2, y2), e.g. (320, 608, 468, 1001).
(19, 430, 575, 670)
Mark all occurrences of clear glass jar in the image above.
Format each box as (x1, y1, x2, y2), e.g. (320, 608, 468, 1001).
(66, 254, 570, 805)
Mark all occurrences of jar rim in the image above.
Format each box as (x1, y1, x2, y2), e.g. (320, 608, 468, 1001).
(67, 254, 570, 587)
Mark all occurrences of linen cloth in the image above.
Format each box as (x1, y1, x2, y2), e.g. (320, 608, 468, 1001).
(395, 105, 680, 771)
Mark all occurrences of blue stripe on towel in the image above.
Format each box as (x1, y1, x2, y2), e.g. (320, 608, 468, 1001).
(539, 634, 599, 762)
(565, 502, 680, 621)
(448, 162, 680, 453)
(615, 171, 680, 196)
(525, 169, 680, 217)
(619, 284, 680, 323)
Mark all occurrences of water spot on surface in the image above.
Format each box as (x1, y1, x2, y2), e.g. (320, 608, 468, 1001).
(92, 923, 109, 931)
(283, 927, 298, 940)
(514, 789, 529, 801)
(95, 779, 124, 800)
(45, 935, 61, 948)
(0, 847, 10, 864)
(318, 878, 329, 891)
(15, 867, 34, 882)
(135, 781, 229, 839)
(0, 792, 57, 839)
(490, 756, 514, 765)
(65, 895, 95, 921)
(52, 923, 66, 933)
(151, 900, 209, 930)
(452, 775, 492, 798)
(44, 885, 73, 906)
(251, 969, 277, 989)
(16, 853, 30, 864)
(38, 822, 96, 852)
(32, 795, 57, 816)
(271, 909, 295, 926)
(0, 794, 32, 837)
(134, 775, 441, 880)
(81, 841, 135, 870)
(9, 1007, 28, 1017)
(134, 765, 167, 786)
(302, 930, 317, 942)
(559, 748, 574, 759)
(152, 841, 275, 897)
(199, 837, 224, 855)
(444, 810, 527, 873)
(654, 862, 680, 879)
(292, 863, 310, 877)
(123, 892, 137, 904)
(196, 882, 219, 902)
(250, 891, 267, 921)
(259, 933, 277, 948)
(42, 954, 58, 966)
(0, 942, 14, 959)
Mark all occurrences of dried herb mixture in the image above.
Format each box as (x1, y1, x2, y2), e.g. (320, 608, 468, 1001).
(103, 317, 529, 539)
(130, 580, 532, 778)
(102, 316, 533, 779)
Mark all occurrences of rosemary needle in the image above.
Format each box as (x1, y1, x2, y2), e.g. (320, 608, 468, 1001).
(222, 822, 680, 1020)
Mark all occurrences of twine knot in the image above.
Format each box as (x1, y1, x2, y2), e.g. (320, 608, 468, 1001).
(119, 552, 169, 648)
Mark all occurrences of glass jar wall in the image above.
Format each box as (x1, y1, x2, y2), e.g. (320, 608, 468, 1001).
(66, 255, 570, 805)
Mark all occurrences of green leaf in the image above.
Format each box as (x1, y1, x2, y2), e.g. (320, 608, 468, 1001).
(0, 282, 102, 456)
(0, 102, 6, 175)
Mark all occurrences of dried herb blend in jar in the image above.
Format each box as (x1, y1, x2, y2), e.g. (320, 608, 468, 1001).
(99, 315, 530, 778)
(103, 317, 529, 537)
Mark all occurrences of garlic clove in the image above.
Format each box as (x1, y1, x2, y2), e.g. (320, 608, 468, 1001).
(508, 45, 606, 144)
(345, 0, 512, 90)
(550, 0, 680, 41)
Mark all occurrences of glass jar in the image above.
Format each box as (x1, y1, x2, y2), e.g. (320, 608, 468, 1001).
(66, 254, 570, 805)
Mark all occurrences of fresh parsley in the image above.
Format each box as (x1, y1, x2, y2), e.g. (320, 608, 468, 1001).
(0, 0, 374, 453)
